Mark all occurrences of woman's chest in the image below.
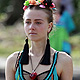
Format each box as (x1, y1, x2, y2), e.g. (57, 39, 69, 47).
(23, 64, 51, 75)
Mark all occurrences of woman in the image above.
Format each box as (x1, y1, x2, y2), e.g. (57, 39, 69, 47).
(5, 0, 73, 80)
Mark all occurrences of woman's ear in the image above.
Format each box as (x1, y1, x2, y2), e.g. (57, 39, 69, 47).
(47, 22, 53, 33)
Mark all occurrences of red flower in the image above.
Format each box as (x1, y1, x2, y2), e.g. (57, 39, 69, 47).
(23, 6, 28, 11)
(50, 3, 55, 8)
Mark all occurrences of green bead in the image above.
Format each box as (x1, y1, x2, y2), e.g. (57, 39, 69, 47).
(38, 0, 41, 3)
(24, 1, 29, 6)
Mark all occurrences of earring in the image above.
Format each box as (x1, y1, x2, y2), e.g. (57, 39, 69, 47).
(21, 37, 29, 64)
(40, 38, 50, 65)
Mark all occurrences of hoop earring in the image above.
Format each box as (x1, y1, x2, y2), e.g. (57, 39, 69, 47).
(21, 37, 29, 64)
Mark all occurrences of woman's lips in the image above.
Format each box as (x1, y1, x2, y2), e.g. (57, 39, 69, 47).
(29, 33, 37, 35)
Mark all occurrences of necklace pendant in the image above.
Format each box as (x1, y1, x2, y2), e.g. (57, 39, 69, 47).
(30, 72, 37, 80)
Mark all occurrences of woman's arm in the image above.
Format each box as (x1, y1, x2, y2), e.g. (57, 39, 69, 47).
(5, 52, 18, 80)
(60, 53, 73, 80)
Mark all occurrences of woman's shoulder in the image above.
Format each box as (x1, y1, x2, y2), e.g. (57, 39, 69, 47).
(58, 51, 72, 64)
(55, 51, 73, 77)
(6, 51, 20, 71)
(57, 51, 73, 72)
(51, 48, 72, 67)
(51, 48, 72, 62)
(7, 51, 20, 61)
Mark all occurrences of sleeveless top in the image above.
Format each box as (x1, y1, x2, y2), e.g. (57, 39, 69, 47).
(15, 51, 60, 80)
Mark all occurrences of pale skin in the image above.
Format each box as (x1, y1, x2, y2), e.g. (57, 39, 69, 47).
(5, 9, 73, 80)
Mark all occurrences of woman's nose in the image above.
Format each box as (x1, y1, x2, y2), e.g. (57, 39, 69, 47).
(29, 23, 35, 30)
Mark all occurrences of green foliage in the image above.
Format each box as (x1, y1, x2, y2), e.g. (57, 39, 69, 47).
(0, 0, 11, 13)
(70, 34, 80, 67)
(73, 0, 80, 33)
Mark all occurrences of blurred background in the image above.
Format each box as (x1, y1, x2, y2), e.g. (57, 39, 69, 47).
(0, 0, 80, 80)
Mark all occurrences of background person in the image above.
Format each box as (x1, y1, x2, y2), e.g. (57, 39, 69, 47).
(49, 5, 75, 55)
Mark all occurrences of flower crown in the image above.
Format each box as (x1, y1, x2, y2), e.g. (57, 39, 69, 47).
(23, 0, 56, 11)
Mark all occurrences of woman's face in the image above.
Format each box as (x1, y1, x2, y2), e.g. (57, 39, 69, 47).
(23, 9, 52, 41)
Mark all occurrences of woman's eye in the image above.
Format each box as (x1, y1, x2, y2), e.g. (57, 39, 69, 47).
(36, 22, 41, 24)
(26, 21, 31, 24)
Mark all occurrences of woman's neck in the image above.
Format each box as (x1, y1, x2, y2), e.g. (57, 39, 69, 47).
(30, 39, 47, 57)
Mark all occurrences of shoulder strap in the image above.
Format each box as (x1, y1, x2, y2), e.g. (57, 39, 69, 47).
(53, 51, 59, 66)
(15, 51, 22, 71)
(45, 51, 59, 80)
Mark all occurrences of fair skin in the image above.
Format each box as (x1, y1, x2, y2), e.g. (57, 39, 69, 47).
(5, 9, 73, 80)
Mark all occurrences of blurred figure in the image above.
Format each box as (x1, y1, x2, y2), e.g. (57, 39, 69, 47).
(60, 0, 75, 16)
(49, 5, 75, 55)
(53, 0, 75, 16)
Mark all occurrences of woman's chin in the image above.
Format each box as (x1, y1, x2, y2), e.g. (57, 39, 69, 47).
(29, 37, 38, 41)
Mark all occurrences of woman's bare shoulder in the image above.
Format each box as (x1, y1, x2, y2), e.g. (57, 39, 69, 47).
(6, 51, 20, 71)
(57, 51, 73, 72)
(7, 51, 19, 61)
(50, 48, 72, 65)
(56, 52, 73, 78)
(58, 52, 72, 63)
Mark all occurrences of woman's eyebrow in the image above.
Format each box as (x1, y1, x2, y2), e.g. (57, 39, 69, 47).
(34, 19, 44, 21)
(25, 19, 44, 21)
(25, 19, 31, 21)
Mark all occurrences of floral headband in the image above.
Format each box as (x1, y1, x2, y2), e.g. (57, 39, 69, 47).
(23, 0, 56, 11)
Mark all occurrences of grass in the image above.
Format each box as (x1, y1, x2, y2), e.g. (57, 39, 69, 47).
(0, 22, 80, 67)
(70, 34, 80, 67)
(0, 23, 25, 57)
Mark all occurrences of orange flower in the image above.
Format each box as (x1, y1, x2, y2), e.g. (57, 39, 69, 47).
(29, 0, 36, 4)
